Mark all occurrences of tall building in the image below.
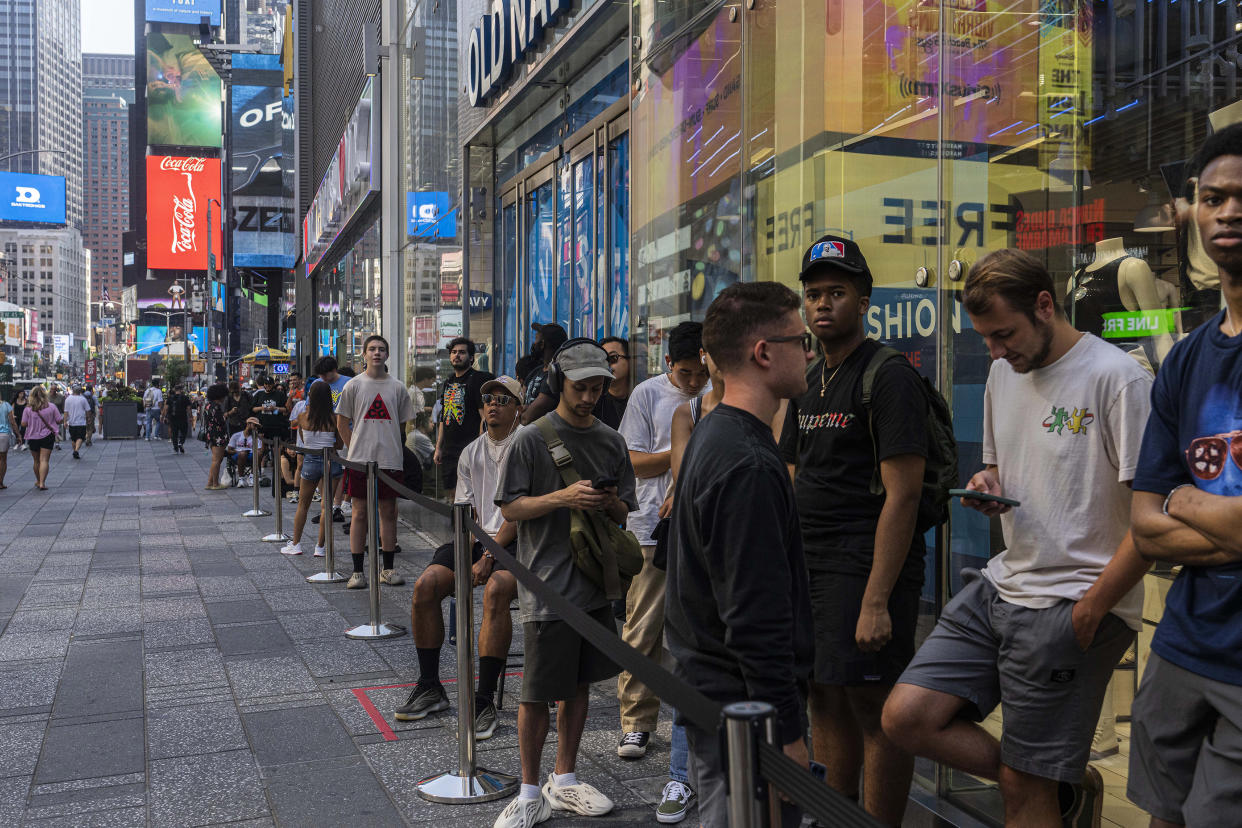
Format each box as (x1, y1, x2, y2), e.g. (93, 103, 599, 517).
(1, 228, 90, 366)
(83, 53, 133, 305)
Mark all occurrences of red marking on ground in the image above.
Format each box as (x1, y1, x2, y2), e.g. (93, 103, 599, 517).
(352, 672, 524, 742)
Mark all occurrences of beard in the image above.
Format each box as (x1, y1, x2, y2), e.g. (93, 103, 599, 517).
(1013, 320, 1055, 373)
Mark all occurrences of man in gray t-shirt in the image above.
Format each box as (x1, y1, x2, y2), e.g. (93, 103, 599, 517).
(493, 339, 637, 827)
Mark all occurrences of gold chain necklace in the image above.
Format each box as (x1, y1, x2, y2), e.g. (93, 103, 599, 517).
(820, 359, 843, 398)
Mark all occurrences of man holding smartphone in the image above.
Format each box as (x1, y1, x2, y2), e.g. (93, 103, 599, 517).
(883, 249, 1153, 825)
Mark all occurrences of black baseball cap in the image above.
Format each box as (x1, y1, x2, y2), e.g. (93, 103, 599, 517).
(799, 235, 873, 290)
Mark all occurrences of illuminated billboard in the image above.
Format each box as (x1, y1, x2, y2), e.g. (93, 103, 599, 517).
(0, 172, 67, 224)
(406, 192, 457, 239)
(146, 32, 223, 148)
(146, 156, 223, 271)
(145, 0, 221, 25)
(231, 53, 295, 268)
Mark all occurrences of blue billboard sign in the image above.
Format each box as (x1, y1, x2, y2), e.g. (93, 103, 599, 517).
(0, 172, 66, 224)
(145, 0, 221, 25)
(406, 192, 457, 239)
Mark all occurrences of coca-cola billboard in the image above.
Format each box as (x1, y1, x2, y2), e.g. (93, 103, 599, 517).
(146, 155, 222, 271)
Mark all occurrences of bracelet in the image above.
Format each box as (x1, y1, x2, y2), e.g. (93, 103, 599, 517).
(1162, 484, 1193, 516)
(483, 550, 495, 560)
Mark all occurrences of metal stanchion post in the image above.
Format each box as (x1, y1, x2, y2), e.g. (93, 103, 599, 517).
(346, 461, 406, 639)
(417, 502, 518, 803)
(242, 434, 269, 517)
(262, 436, 290, 542)
(306, 448, 345, 583)
(724, 701, 775, 828)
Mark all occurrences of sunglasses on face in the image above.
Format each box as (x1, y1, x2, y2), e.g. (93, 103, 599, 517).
(764, 332, 815, 352)
(482, 394, 515, 406)
(1186, 430, 1242, 480)
(606, 353, 628, 364)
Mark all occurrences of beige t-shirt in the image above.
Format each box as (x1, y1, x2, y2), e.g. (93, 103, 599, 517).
(981, 333, 1152, 629)
(336, 373, 415, 471)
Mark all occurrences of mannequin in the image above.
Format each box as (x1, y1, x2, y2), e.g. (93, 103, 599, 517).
(1069, 237, 1175, 365)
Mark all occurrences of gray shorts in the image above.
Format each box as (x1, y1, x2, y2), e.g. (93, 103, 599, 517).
(1128, 653, 1242, 826)
(0, 433, 10, 453)
(897, 569, 1134, 783)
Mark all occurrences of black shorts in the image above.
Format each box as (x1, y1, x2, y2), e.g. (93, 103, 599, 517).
(522, 604, 620, 703)
(68, 425, 87, 442)
(809, 569, 920, 686)
(26, 434, 55, 453)
(428, 540, 510, 572)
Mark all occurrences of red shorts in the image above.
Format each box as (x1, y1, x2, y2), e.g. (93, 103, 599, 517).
(343, 467, 403, 500)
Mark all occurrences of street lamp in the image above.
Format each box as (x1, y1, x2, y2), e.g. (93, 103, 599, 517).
(0, 148, 68, 166)
(206, 197, 221, 381)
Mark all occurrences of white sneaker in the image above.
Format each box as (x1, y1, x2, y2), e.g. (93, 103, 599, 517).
(279, 542, 302, 556)
(313, 545, 326, 557)
(542, 779, 613, 816)
(341, 500, 352, 515)
(493, 795, 550, 828)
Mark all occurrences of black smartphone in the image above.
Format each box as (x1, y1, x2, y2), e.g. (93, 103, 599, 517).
(949, 488, 1021, 508)
(809, 760, 827, 782)
(593, 476, 618, 490)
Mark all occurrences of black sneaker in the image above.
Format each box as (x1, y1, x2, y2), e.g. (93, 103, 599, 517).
(311, 513, 321, 524)
(618, 731, 650, 759)
(72, 450, 80, 459)
(474, 698, 499, 740)
(394, 681, 449, 722)
(332, 507, 344, 523)
(1060, 766, 1104, 828)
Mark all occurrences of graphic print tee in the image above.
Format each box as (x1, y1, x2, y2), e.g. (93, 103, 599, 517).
(439, 368, 493, 455)
(336, 373, 415, 471)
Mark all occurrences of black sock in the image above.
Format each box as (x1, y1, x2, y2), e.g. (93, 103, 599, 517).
(382, 549, 395, 569)
(417, 648, 441, 685)
(477, 655, 504, 702)
(351, 553, 364, 573)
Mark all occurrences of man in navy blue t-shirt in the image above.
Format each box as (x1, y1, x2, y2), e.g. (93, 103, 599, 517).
(1130, 124, 1242, 828)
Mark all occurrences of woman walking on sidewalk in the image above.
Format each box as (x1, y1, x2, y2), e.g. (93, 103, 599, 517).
(21, 387, 60, 490)
(203, 384, 231, 490)
(281, 381, 342, 556)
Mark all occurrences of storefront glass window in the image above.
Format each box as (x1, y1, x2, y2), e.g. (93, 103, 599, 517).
(573, 156, 595, 337)
(609, 132, 630, 339)
(528, 181, 556, 327)
(556, 157, 574, 330)
(500, 202, 519, 374)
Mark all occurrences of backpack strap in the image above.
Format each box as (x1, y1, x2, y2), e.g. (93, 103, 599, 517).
(861, 345, 908, 497)
(534, 416, 582, 487)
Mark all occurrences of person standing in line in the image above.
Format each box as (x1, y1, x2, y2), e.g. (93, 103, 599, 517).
(142, 383, 163, 441)
(163, 384, 191, 454)
(203, 383, 231, 491)
(520, 324, 568, 417)
(777, 237, 928, 825)
(335, 335, 415, 589)
(1127, 126, 1242, 828)
(12, 389, 27, 452)
(63, 387, 91, 460)
(309, 356, 353, 525)
(665, 282, 814, 828)
(615, 322, 710, 763)
(22, 386, 61, 490)
(600, 337, 632, 420)
(0, 394, 15, 488)
(281, 380, 342, 557)
(434, 337, 494, 496)
(396, 376, 524, 740)
(492, 340, 637, 828)
(83, 386, 96, 445)
(882, 249, 1153, 826)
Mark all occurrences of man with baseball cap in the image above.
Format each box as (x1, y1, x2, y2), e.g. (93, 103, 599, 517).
(396, 375, 523, 741)
(493, 341, 638, 827)
(779, 235, 929, 824)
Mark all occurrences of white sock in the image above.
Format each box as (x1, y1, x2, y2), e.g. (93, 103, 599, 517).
(519, 783, 541, 800)
(549, 771, 577, 788)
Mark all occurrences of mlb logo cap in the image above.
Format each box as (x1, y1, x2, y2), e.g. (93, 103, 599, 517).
(799, 234, 872, 282)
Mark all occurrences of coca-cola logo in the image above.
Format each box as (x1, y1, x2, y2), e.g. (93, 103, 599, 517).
(159, 156, 207, 173)
(170, 172, 198, 256)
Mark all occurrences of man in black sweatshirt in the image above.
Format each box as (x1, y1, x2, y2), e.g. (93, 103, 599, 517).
(665, 281, 815, 828)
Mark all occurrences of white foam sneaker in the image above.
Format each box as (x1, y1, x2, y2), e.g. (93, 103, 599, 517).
(542, 779, 613, 817)
(313, 545, 326, 558)
(279, 542, 303, 556)
(493, 795, 551, 828)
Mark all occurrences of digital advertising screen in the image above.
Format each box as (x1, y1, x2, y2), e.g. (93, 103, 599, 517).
(0, 172, 67, 224)
(145, 0, 221, 25)
(407, 192, 457, 239)
(146, 32, 223, 148)
(146, 156, 223, 271)
(230, 53, 295, 268)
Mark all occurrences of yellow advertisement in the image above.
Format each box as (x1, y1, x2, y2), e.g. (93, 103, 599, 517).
(1037, 2, 1093, 170)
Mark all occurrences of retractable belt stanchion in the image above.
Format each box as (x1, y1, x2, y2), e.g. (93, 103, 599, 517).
(345, 461, 406, 639)
(724, 701, 774, 828)
(262, 435, 290, 542)
(306, 447, 345, 583)
(241, 435, 268, 517)
(416, 502, 519, 803)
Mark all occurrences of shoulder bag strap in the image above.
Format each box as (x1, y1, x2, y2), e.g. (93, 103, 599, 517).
(861, 345, 907, 497)
(534, 415, 582, 487)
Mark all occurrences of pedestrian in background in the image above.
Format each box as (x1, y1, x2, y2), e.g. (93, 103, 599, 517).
(83, 386, 96, 445)
(64, 387, 91, 460)
(163, 384, 191, 454)
(203, 383, 231, 490)
(22, 386, 61, 491)
(142, 383, 163, 441)
(12, 390, 27, 452)
(600, 336, 632, 420)
(0, 394, 14, 488)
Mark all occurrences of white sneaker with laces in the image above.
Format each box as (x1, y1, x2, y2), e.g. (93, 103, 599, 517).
(493, 795, 551, 828)
(313, 545, 326, 557)
(279, 542, 302, 556)
(542, 779, 613, 816)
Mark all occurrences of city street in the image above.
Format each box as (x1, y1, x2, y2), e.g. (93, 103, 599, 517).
(0, 439, 671, 827)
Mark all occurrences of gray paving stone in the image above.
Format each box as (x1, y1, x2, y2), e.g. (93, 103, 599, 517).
(34, 717, 144, 785)
(0, 721, 44, 778)
(224, 655, 316, 699)
(79, 587, 139, 609)
(275, 611, 350, 642)
(141, 597, 207, 622)
(73, 608, 142, 637)
(241, 704, 356, 767)
(23, 805, 147, 827)
(140, 575, 197, 594)
(261, 587, 333, 613)
(18, 584, 83, 608)
(264, 760, 404, 827)
(141, 618, 214, 649)
(214, 622, 293, 656)
(147, 750, 268, 828)
(203, 599, 273, 626)
(146, 701, 248, 760)
(295, 640, 390, 678)
(0, 775, 30, 828)
(144, 648, 226, 689)
(51, 640, 143, 719)
(0, 630, 70, 662)
(2, 608, 77, 634)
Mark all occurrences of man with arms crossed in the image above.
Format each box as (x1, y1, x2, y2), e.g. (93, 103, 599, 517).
(1128, 125, 1242, 828)
(434, 337, 494, 495)
(396, 376, 522, 741)
(883, 249, 1153, 826)
(335, 335, 415, 590)
(781, 237, 928, 825)
(493, 340, 637, 828)
(666, 282, 815, 828)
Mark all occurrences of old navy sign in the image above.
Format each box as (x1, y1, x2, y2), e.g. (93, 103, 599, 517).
(465, 0, 571, 107)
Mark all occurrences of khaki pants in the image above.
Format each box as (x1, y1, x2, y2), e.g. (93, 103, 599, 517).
(617, 544, 665, 733)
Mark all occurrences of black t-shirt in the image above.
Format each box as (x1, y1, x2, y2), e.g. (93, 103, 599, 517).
(523, 366, 548, 406)
(439, 368, 494, 454)
(251, 389, 288, 435)
(166, 392, 189, 423)
(779, 338, 928, 586)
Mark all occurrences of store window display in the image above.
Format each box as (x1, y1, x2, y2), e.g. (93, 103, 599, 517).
(1069, 237, 1176, 368)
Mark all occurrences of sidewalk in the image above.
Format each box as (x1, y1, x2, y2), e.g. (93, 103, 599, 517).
(0, 438, 673, 827)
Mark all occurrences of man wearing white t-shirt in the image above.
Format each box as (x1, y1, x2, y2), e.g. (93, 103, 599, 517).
(883, 249, 1154, 825)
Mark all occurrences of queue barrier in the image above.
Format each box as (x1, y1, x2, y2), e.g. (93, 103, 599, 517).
(240, 435, 268, 518)
(261, 435, 291, 543)
(288, 445, 346, 584)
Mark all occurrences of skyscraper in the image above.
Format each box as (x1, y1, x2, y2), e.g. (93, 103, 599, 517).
(83, 53, 133, 305)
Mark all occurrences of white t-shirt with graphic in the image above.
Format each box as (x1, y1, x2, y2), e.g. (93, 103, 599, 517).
(336, 373, 415, 471)
(981, 333, 1153, 629)
(456, 425, 525, 536)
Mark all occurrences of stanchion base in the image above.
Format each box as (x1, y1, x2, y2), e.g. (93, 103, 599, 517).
(261, 533, 290, 542)
(242, 509, 270, 517)
(345, 622, 407, 640)
(306, 570, 348, 583)
(416, 768, 519, 804)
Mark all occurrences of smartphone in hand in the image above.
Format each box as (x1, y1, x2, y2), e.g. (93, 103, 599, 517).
(949, 488, 1020, 508)
(593, 476, 618, 490)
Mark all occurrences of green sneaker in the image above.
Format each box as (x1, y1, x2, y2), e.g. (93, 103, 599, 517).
(656, 780, 695, 824)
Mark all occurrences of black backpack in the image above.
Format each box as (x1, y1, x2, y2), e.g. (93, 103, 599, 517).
(861, 346, 958, 533)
